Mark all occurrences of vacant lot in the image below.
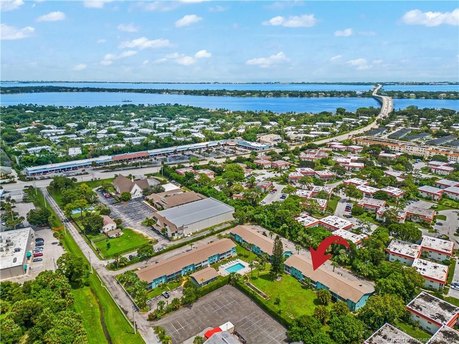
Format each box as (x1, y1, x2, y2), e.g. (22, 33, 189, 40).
(155, 285, 287, 344)
(90, 228, 152, 258)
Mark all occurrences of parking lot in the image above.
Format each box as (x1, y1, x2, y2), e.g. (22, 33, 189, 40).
(5, 227, 64, 283)
(97, 194, 168, 246)
(155, 285, 288, 344)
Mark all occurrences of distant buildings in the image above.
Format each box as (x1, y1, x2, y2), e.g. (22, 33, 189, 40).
(136, 239, 236, 288)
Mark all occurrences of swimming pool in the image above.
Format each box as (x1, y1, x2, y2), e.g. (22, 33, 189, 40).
(225, 262, 246, 274)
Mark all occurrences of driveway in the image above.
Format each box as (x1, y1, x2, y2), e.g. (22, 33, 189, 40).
(435, 209, 459, 243)
(97, 193, 168, 247)
(148, 287, 183, 311)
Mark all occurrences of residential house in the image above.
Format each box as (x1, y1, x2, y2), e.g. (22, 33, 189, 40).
(435, 179, 459, 189)
(420, 236, 454, 262)
(364, 323, 421, 344)
(319, 215, 353, 231)
(190, 267, 219, 287)
(386, 240, 422, 265)
(444, 186, 459, 201)
(358, 198, 386, 212)
(113, 175, 149, 199)
(427, 326, 459, 344)
(412, 258, 448, 290)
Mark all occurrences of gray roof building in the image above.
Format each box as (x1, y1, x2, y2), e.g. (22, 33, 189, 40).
(153, 198, 234, 237)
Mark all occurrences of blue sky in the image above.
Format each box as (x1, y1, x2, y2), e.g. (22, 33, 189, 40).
(1, 0, 458, 82)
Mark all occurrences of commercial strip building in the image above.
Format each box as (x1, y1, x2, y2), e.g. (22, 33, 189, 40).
(0, 227, 34, 279)
(23, 139, 269, 177)
(136, 239, 236, 288)
(364, 323, 421, 344)
(284, 254, 374, 311)
(406, 292, 459, 334)
(152, 198, 235, 238)
(230, 225, 292, 258)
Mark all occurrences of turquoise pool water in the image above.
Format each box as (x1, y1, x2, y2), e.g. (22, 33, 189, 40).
(225, 262, 245, 274)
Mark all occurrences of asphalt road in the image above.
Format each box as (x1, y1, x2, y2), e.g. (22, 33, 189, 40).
(261, 182, 285, 205)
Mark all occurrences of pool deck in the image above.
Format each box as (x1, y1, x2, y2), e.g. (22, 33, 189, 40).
(218, 259, 250, 276)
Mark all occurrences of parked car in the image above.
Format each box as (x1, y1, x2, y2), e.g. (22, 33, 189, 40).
(162, 291, 170, 299)
(451, 284, 459, 290)
(35, 238, 44, 242)
(51, 241, 59, 245)
(280, 194, 287, 199)
(33, 252, 43, 257)
(34, 247, 44, 252)
(32, 257, 43, 262)
(35, 242, 44, 247)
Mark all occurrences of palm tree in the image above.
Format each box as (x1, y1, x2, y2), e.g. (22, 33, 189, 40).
(249, 261, 255, 277)
(295, 244, 301, 255)
(331, 260, 338, 272)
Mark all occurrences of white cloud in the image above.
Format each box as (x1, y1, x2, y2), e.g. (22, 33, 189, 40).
(402, 9, 459, 27)
(330, 55, 342, 62)
(119, 37, 171, 50)
(175, 14, 202, 28)
(0, 0, 23, 12)
(140, 1, 179, 12)
(334, 28, 352, 37)
(73, 64, 87, 71)
(97, 38, 106, 44)
(155, 50, 211, 66)
(246, 52, 289, 68)
(100, 50, 137, 66)
(117, 23, 139, 33)
(347, 58, 371, 70)
(83, 0, 113, 9)
(263, 14, 317, 28)
(0, 24, 34, 40)
(194, 49, 211, 59)
(37, 11, 66, 22)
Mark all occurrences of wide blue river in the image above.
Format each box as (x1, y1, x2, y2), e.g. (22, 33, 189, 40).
(1, 83, 457, 113)
(2, 81, 458, 92)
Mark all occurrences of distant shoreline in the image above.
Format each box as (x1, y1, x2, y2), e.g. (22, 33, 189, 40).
(1, 81, 459, 85)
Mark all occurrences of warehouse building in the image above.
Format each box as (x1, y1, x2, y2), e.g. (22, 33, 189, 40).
(0, 227, 34, 279)
(152, 198, 235, 238)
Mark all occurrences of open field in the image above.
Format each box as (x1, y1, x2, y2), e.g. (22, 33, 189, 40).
(91, 228, 152, 258)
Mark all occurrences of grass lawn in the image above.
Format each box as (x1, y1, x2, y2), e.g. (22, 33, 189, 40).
(235, 244, 259, 262)
(60, 219, 144, 344)
(72, 287, 108, 344)
(77, 178, 114, 189)
(394, 320, 431, 343)
(436, 214, 447, 221)
(327, 195, 340, 214)
(249, 269, 324, 321)
(439, 198, 459, 210)
(91, 228, 153, 258)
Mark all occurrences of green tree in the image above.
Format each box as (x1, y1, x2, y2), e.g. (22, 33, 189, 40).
(316, 289, 331, 306)
(81, 214, 103, 234)
(287, 315, 322, 343)
(358, 294, 405, 330)
(375, 266, 423, 302)
(137, 244, 154, 259)
(193, 336, 205, 344)
(57, 253, 89, 287)
(0, 318, 23, 344)
(270, 235, 284, 276)
(26, 207, 51, 226)
(314, 305, 330, 324)
(331, 301, 349, 316)
(329, 314, 365, 344)
(120, 192, 132, 202)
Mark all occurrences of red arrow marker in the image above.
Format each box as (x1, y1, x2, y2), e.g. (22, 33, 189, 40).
(310, 235, 350, 271)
